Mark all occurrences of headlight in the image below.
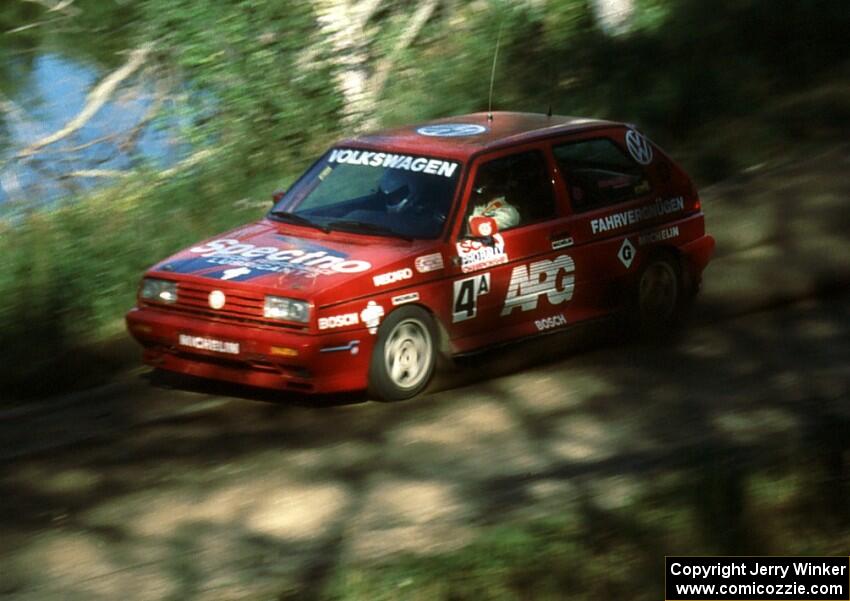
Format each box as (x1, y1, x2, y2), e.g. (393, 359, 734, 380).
(264, 296, 310, 323)
(140, 278, 177, 304)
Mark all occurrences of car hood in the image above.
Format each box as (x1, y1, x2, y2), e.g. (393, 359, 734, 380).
(149, 219, 439, 304)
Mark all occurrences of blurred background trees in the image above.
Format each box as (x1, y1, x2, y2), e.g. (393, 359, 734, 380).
(1, 0, 848, 196)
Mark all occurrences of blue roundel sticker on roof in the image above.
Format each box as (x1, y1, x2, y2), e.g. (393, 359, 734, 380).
(416, 123, 488, 137)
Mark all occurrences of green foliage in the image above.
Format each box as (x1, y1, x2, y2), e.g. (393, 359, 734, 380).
(0, 158, 289, 398)
(137, 0, 343, 171)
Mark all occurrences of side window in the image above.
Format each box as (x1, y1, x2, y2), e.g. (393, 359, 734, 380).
(463, 150, 556, 235)
(553, 138, 651, 212)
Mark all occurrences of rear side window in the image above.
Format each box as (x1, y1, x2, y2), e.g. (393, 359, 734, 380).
(553, 138, 651, 212)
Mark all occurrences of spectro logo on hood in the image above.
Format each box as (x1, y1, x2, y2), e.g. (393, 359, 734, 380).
(182, 238, 372, 278)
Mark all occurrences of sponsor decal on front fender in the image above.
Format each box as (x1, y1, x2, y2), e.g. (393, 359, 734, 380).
(415, 252, 444, 273)
(318, 313, 359, 330)
(360, 301, 385, 334)
(392, 292, 420, 306)
(373, 268, 413, 287)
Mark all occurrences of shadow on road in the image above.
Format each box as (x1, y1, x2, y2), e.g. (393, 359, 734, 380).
(0, 290, 847, 600)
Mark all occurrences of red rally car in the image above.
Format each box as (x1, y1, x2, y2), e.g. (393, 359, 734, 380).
(126, 112, 715, 400)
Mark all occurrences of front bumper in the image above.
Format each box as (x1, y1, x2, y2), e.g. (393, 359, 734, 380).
(125, 306, 372, 394)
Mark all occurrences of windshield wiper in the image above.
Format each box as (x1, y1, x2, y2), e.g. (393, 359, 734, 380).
(326, 220, 413, 241)
(269, 210, 330, 233)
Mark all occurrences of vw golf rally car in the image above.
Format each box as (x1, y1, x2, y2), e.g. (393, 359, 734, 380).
(126, 112, 715, 400)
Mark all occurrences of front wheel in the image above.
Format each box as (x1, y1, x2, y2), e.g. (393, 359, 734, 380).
(368, 306, 437, 401)
(635, 253, 682, 333)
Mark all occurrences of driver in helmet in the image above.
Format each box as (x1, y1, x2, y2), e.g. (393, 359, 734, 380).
(467, 182, 520, 237)
(379, 168, 417, 214)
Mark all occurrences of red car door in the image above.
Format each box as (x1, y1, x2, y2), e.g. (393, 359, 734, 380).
(446, 145, 575, 353)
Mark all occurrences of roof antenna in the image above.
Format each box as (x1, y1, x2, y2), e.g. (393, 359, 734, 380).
(546, 57, 554, 117)
(487, 20, 504, 122)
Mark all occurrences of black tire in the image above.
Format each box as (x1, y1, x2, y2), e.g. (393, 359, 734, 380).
(368, 306, 437, 401)
(634, 252, 682, 334)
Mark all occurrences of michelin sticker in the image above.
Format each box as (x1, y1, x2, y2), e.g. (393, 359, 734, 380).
(392, 292, 420, 306)
(360, 301, 385, 335)
(179, 335, 239, 355)
(328, 148, 458, 178)
(416, 124, 487, 137)
(187, 238, 371, 278)
(639, 225, 679, 245)
(502, 255, 575, 316)
(591, 196, 684, 235)
(456, 234, 507, 273)
(625, 129, 653, 165)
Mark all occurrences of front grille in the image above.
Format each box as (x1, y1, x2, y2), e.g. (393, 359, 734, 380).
(177, 281, 264, 319)
(152, 281, 306, 330)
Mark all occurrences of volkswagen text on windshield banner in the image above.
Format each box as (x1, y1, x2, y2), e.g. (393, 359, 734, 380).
(666, 557, 850, 601)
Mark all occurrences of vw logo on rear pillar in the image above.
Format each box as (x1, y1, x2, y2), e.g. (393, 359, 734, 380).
(625, 129, 653, 165)
(208, 290, 226, 309)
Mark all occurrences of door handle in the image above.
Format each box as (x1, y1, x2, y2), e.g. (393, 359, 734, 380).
(550, 232, 574, 248)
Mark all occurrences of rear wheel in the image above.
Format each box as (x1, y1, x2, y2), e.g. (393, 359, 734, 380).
(635, 253, 682, 332)
(368, 306, 436, 401)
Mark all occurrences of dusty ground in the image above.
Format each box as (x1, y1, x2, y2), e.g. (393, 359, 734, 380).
(0, 147, 848, 600)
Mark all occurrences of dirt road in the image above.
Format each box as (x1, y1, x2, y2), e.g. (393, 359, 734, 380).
(0, 148, 848, 600)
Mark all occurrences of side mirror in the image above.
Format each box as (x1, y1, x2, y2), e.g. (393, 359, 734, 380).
(468, 215, 498, 237)
(272, 190, 285, 205)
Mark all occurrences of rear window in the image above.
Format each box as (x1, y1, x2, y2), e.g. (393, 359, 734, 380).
(553, 138, 651, 212)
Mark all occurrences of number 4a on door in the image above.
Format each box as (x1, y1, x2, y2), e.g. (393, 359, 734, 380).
(452, 273, 491, 323)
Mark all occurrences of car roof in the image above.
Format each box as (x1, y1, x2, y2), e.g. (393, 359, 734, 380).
(342, 111, 619, 161)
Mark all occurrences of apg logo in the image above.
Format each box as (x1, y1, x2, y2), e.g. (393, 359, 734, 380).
(625, 129, 653, 165)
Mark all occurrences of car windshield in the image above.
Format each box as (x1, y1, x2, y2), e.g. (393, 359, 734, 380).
(269, 148, 462, 239)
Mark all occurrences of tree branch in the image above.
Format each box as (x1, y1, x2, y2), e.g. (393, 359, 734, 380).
(16, 45, 153, 158)
(371, 0, 439, 100)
